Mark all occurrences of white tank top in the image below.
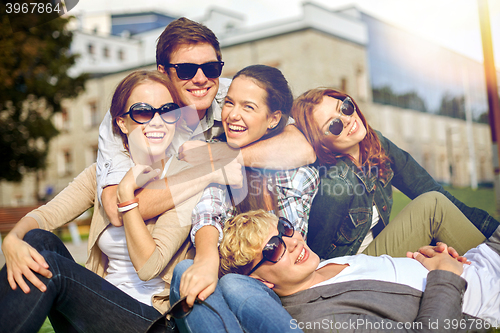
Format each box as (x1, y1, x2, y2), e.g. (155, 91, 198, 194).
(98, 225, 165, 305)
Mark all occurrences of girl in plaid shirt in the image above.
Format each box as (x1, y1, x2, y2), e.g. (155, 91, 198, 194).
(169, 65, 318, 333)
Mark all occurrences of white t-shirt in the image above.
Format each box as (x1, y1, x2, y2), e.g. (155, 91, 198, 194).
(357, 205, 380, 254)
(313, 243, 500, 325)
(98, 225, 164, 306)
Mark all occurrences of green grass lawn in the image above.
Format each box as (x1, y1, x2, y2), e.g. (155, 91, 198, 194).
(391, 186, 500, 221)
(38, 186, 499, 332)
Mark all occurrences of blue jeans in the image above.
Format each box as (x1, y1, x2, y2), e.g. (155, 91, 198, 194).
(170, 260, 302, 333)
(219, 274, 303, 333)
(0, 229, 164, 333)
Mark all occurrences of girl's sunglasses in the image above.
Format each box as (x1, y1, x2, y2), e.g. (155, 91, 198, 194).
(123, 102, 181, 125)
(247, 217, 295, 276)
(166, 61, 224, 80)
(324, 96, 356, 136)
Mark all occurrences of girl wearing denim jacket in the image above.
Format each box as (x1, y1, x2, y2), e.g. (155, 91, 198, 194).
(292, 88, 499, 260)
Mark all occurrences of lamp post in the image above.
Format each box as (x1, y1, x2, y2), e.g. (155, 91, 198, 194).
(478, 0, 500, 212)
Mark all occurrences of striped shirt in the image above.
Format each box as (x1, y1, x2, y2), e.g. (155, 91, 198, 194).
(190, 166, 319, 244)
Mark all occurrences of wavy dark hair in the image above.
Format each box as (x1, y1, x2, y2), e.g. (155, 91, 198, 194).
(292, 88, 391, 181)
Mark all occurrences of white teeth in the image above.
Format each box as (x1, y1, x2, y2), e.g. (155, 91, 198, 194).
(228, 124, 246, 132)
(190, 88, 208, 96)
(348, 121, 357, 135)
(295, 248, 305, 264)
(145, 132, 165, 139)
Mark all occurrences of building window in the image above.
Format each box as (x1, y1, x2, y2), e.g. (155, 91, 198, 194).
(340, 77, 347, 93)
(356, 67, 368, 101)
(88, 43, 95, 55)
(85, 145, 99, 165)
(59, 149, 73, 176)
(118, 49, 125, 61)
(103, 47, 109, 58)
(89, 101, 99, 128)
(61, 107, 70, 131)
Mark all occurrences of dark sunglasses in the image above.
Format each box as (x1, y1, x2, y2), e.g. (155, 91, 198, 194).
(247, 217, 295, 276)
(166, 61, 224, 80)
(123, 102, 181, 125)
(324, 97, 356, 136)
(146, 296, 229, 333)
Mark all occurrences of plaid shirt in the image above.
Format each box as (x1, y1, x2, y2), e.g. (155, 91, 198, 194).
(190, 166, 319, 245)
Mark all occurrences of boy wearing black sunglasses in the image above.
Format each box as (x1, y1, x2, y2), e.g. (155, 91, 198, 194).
(218, 210, 499, 332)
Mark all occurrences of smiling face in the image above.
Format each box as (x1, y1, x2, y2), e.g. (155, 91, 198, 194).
(221, 76, 281, 148)
(159, 43, 219, 120)
(249, 223, 321, 296)
(313, 96, 367, 162)
(116, 81, 176, 163)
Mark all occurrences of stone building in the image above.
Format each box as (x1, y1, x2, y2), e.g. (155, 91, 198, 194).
(0, 2, 494, 206)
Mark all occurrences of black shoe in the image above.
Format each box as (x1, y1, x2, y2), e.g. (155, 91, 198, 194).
(145, 314, 178, 333)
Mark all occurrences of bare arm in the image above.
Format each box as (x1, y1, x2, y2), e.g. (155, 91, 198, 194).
(180, 226, 220, 307)
(240, 125, 315, 169)
(179, 125, 316, 170)
(116, 165, 160, 270)
(104, 159, 243, 223)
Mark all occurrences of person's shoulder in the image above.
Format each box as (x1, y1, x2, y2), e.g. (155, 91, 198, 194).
(216, 78, 232, 101)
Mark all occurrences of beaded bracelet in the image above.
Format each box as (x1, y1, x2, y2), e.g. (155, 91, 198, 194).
(117, 202, 138, 213)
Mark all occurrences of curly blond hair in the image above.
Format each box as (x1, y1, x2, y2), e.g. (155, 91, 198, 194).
(219, 210, 277, 276)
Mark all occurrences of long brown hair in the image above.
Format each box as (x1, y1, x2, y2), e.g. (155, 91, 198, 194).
(230, 65, 293, 213)
(292, 88, 391, 180)
(110, 70, 180, 149)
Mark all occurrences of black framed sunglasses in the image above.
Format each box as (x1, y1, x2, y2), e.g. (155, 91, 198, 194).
(166, 61, 224, 80)
(146, 296, 229, 333)
(247, 217, 295, 276)
(324, 96, 356, 136)
(123, 102, 181, 125)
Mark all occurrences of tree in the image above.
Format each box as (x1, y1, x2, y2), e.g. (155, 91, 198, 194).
(0, 9, 87, 182)
(437, 94, 466, 120)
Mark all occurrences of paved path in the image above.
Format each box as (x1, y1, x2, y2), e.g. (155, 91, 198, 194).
(0, 240, 88, 267)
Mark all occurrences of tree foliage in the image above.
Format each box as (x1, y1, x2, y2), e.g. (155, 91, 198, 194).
(437, 94, 466, 120)
(372, 86, 427, 112)
(0, 10, 87, 182)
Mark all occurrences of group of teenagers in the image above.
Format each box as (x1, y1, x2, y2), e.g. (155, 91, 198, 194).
(1, 17, 500, 333)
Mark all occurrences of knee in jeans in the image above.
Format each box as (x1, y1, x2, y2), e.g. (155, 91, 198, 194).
(220, 274, 273, 299)
(220, 274, 282, 311)
(171, 259, 193, 287)
(24, 229, 58, 244)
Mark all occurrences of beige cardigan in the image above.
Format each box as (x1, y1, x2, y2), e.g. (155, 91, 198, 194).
(27, 161, 201, 313)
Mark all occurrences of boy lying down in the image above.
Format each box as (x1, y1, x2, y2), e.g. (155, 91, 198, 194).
(218, 210, 500, 332)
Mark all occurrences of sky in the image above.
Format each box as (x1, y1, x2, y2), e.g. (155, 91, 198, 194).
(69, 0, 500, 66)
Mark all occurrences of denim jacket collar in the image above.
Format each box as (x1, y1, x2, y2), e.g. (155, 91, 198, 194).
(336, 158, 379, 193)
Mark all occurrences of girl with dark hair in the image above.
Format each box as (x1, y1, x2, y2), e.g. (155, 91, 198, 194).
(291, 88, 499, 260)
(0, 70, 202, 332)
(168, 65, 319, 333)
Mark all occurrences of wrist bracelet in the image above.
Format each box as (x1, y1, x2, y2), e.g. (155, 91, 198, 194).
(118, 198, 139, 208)
(117, 202, 138, 213)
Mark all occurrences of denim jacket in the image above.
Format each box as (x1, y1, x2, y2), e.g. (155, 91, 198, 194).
(308, 131, 500, 259)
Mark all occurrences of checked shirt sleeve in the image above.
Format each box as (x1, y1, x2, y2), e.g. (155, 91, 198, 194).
(190, 184, 228, 246)
(276, 166, 319, 239)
